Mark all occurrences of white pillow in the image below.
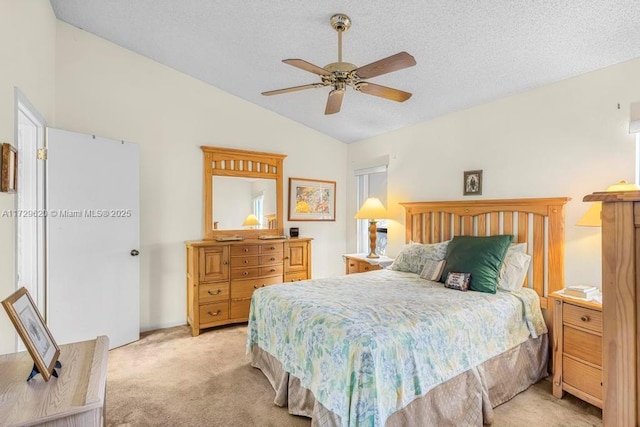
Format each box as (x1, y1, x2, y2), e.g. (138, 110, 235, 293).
(390, 241, 450, 274)
(498, 251, 531, 291)
(509, 242, 527, 254)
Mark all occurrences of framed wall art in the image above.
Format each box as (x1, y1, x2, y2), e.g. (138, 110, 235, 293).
(1, 143, 17, 193)
(2, 287, 60, 381)
(463, 170, 482, 196)
(289, 177, 336, 221)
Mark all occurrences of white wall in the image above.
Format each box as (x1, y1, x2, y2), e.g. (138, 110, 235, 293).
(0, 0, 56, 355)
(54, 22, 347, 331)
(347, 58, 640, 288)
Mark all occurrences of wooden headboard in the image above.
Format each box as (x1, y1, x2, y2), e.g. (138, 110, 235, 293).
(399, 197, 569, 311)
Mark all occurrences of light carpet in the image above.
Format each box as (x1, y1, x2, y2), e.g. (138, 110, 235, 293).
(106, 324, 603, 426)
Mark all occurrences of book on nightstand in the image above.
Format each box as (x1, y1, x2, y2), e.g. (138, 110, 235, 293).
(563, 285, 599, 299)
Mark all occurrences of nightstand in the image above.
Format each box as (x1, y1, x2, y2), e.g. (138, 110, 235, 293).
(551, 292, 603, 409)
(343, 253, 393, 275)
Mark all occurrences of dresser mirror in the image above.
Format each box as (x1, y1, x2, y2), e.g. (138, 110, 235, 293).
(202, 146, 286, 239)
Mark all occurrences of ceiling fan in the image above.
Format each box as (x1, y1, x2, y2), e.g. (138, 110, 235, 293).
(262, 13, 417, 115)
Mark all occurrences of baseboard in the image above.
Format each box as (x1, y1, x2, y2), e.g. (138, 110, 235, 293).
(140, 320, 187, 333)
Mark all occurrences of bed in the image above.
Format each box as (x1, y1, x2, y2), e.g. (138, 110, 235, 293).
(247, 197, 569, 426)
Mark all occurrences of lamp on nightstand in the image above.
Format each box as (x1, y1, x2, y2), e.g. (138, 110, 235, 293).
(354, 197, 387, 258)
(577, 180, 640, 226)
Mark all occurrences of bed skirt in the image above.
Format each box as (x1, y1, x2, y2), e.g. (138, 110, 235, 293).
(250, 334, 548, 426)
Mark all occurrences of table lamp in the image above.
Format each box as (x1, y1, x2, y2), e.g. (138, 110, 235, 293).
(242, 214, 260, 229)
(354, 197, 387, 258)
(577, 180, 640, 226)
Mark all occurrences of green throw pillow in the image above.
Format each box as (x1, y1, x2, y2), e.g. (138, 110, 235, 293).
(440, 235, 513, 294)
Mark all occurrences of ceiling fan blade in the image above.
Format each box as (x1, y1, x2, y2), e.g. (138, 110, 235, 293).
(283, 59, 332, 76)
(325, 89, 345, 115)
(357, 83, 412, 102)
(355, 52, 416, 79)
(262, 83, 325, 96)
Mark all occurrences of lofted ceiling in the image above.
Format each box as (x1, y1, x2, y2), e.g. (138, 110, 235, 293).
(50, 1, 640, 143)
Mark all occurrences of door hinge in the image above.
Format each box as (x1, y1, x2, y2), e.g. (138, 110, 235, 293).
(37, 148, 48, 160)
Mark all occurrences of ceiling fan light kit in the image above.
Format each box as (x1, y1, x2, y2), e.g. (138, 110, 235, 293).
(262, 13, 416, 115)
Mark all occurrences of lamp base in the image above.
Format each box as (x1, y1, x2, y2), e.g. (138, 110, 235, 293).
(366, 220, 379, 259)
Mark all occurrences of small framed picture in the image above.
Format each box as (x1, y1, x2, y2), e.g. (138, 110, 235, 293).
(1, 143, 17, 193)
(2, 287, 60, 381)
(463, 170, 483, 196)
(289, 177, 336, 221)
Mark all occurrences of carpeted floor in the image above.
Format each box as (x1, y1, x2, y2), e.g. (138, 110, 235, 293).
(106, 324, 602, 426)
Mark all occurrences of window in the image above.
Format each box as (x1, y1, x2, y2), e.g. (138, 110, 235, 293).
(355, 165, 388, 255)
(252, 193, 264, 227)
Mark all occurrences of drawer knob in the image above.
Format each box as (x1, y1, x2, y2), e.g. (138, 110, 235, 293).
(208, 289, 222, 295)
(581, 315, 589, 322)
(269, 268, 276, 272)
(270, 257, 276, 261)
(243, 271, 249, 276)
(270, 246, 275, 250)
(223, 261, 228, 265)
(208, 310, 221, 316)
(284, 256, 289, 260)
(254, 284, 259, 289)
(243, 248, 249, 252)
(243, 260, 249, 264)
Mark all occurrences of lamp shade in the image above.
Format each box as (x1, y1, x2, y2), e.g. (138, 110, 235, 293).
(242, 214, 260, 227)
(577, 180, 640, 226)
(354, 197, 387, 220)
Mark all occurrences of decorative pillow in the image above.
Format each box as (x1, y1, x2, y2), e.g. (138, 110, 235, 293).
(498, 251, 531, 291)
(444, 272, 471, 291)
(390, 240, 450, 274)
(440, 235, 513, 294)
(419, 259, 447, 281)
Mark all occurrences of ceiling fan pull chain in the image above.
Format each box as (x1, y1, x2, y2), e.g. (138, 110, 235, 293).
(338, 29, 342, 64)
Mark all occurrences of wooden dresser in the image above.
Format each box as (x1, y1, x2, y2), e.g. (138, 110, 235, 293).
(186, 237, 312, 336)
(551, 293, 603, 408)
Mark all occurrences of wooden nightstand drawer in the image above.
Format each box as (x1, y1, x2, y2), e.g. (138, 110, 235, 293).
(563, 355, 602, 401)
(564, 325, 602, 367)
(347, 260, 359, 274)
(230, 255, 260, 268)
(359, 262, 382, 273)
(563, 303, 602, 333)
(260, 243, 283, 254)
(231, 245, 260, 256)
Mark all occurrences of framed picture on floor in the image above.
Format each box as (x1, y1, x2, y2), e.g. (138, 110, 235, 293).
(289, 177, 336, 221)
(2, 287, 60, 381)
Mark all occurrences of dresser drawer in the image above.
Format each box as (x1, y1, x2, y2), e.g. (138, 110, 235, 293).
(230, 275, 284, 299)
(230, 298, 252, 319)
(199, 301, 229, 325)
(260, 243, 283, 254)
(261, 264, 283, 277)
(563, 303, 602, 333)
(231, 266, 261, 280)
(564, 325, 602, 367)
(230, 255, 260, 268)
(260, 253, 284, 265)
(198, 283, 229, 303)
(230, 245, 259, 256)
(563, 355, 602, 400)
(285, 272, 308, 282)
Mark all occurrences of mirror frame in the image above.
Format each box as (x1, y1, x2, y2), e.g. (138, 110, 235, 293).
(202, 146, 286, 239)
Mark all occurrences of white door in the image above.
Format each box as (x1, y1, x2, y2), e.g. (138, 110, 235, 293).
(46, 128, 140, 349)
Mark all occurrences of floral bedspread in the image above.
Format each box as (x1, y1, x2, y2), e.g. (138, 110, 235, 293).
(247, 269, 547, 427)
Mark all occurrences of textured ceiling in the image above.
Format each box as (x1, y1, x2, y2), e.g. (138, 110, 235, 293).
(50, 1, 640, 143)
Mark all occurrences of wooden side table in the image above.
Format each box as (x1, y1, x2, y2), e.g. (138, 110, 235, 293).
(551, 292, 603, 408)
(0, 335, 109, 426)
(343, 253, 394, 275)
